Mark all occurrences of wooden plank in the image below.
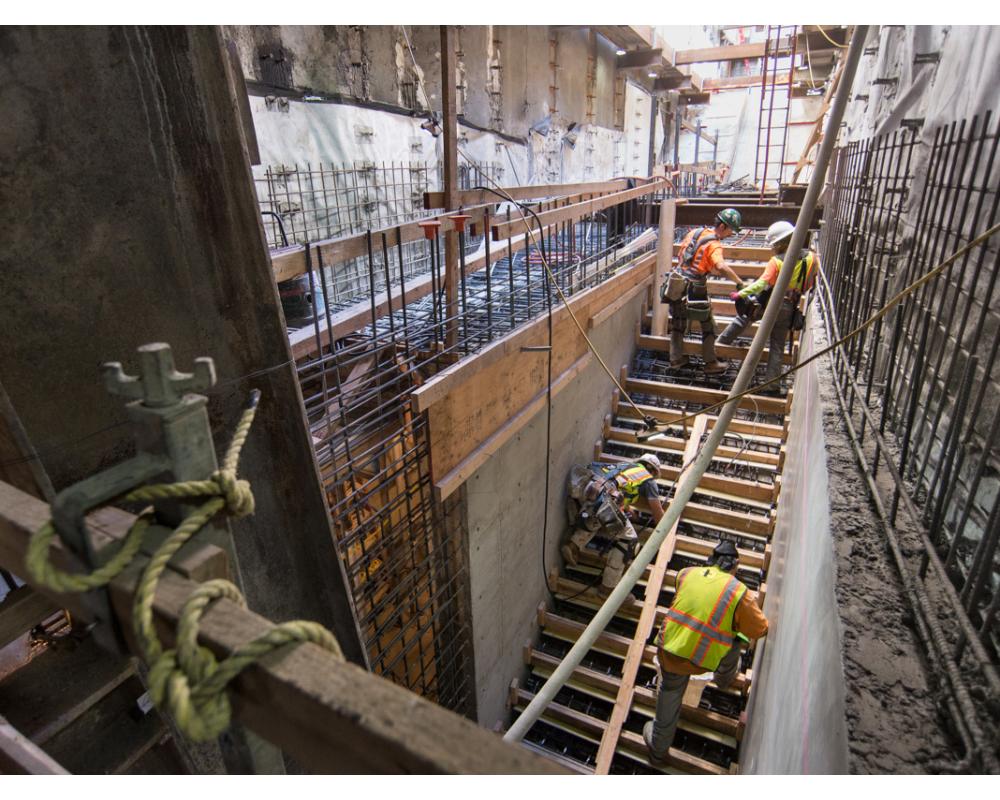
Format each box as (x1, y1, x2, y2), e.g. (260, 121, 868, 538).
(680, 119, 717, 145)
(593, 416, 707, 773)
(288, 220, 541, 359)
(537, 607, 748, 693)
(613, 397, 786, 440)
(704, 72, 790, 90)
(0, 585, 60, 650)
(625, 374, 788, 416)
(490, 181, 666, 241)
(270, 213, 471, 284)
(414, 254, 653, 413)
(510, 686, 725, 775)
(525, 648, 740, 738)
(652, 199, 674, 337)
(43, 674, 167, 775)
(588, 277, 651, 330)
(605, 423, 779, 467)
(423, 180, 628, 210)
(0, 713, 69, 774)
(434, 353, 592, 500)
(418, 257, 657, 487)
(0, 635, 134, 744)
(637, 329, 795, 366)
(674, 42, 767, 65)
(0, 481, 567, 774)
(616, 48, 663, 69)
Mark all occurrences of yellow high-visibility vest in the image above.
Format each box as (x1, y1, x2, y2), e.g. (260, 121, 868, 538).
(658, 565, 747, 671)
(775, 251, 816, 294)
(614, 465, 653, 507)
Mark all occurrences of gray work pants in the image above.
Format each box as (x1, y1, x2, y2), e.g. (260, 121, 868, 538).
(569, 518, 638, 591)
(648, 642, 742, 758)
(717, 299, 794, 383)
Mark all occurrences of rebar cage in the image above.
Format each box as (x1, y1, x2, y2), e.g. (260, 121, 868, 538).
(821, 109, 1000, 767)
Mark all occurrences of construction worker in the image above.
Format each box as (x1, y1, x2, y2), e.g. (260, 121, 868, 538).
(562, 453, 664, 597)
(717, 220, 819, 395)
(662, 208, 745, 375)
(643, 539, 768, 766)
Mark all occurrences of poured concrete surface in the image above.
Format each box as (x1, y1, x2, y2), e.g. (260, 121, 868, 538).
(741, 320, 850, 773)
(465, 291, 643, 728)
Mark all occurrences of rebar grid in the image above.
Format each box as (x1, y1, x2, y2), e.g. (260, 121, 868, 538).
(255, 159, 503, 249)
(821, 112, 1000, 766)
(290, 195, 655, 714)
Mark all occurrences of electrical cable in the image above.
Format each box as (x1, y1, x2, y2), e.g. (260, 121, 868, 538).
(816, 25, 849, 49)
(463, 175, 663, 602)
(464, 171, 659, 430)
(636, 220, 1000, 441)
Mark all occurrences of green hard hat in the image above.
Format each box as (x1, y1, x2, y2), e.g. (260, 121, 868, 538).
(716, 208, 742, 233)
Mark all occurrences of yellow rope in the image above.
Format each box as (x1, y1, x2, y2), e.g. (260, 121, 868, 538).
(817, 25, 849, 49)
(26, 393, 344, 742)
(637, 221, 1000, 440)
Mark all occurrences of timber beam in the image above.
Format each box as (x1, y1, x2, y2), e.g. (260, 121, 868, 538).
(0, 481, 566, 775)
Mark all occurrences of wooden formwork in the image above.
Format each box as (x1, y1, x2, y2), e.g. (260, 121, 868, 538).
(504, 247, 807, 774)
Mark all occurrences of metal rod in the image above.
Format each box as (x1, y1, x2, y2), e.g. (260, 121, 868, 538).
(503, 25, 871, 746)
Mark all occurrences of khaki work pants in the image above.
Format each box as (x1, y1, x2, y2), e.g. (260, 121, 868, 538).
(569, 518, 638, 591)
(648, 642, 742, 758)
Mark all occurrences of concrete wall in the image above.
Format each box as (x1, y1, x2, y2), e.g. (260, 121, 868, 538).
(0, 26, 366, 665)
(224, 25, 660, 186)
(464, 291, 645, 728)
(740, 323, 850, 773)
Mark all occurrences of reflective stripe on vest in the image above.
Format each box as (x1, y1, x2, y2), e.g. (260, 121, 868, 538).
(774, 251, 816, 294)
(615, 465, 653, 507)
(659, 566, 747, 671)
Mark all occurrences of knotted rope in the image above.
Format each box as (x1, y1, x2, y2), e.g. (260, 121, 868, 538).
(26, 390, 343, 741)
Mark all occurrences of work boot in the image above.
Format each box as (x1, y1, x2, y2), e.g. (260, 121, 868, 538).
(596, 583, 614, 599)
(561, 542, 580, 566)
(669, 355, 690, 369)
(704, 360, 729, 375)
(643, 721, 669, 768)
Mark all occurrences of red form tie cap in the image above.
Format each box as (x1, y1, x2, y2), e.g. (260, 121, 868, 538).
(448, 213, 472, 233)
(417, 220, 442, 240)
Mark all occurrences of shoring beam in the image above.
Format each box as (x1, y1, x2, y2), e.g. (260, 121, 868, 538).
(503, 25, 869, 747)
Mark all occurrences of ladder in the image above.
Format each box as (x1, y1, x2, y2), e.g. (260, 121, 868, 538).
(754, 25, 798, 199)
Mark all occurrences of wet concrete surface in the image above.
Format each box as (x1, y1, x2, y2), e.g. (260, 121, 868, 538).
(815, 320, 957, 773)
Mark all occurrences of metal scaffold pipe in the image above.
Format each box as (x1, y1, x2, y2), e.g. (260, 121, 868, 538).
(504, 25, 870, 745)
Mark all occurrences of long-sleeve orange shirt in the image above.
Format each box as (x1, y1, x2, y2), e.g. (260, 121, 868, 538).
(658, 573, 769, 676)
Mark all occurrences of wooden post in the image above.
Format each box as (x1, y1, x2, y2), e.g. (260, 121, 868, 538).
(440, 25, 460, 349)
(652, 199, 675, 337)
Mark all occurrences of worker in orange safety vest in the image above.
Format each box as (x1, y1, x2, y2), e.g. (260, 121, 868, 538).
(661, 208, 746, 375)
(643, 539, 768, 767)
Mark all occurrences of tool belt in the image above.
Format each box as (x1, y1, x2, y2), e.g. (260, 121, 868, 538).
(661, 268, 712, 322)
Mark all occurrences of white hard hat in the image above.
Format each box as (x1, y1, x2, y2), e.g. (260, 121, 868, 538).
(765, 221, 795, 248)
(637, 453, 662, 474)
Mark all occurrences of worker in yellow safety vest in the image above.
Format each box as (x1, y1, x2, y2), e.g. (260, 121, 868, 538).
(562, 454, 665, 597)
(717, 220, 819, 396)
(643, 539, 768, 767)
